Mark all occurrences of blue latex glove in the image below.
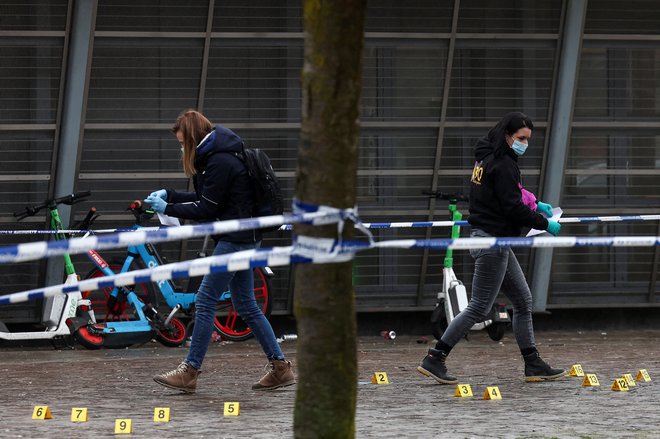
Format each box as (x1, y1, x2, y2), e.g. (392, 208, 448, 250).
(148, 189, 168, 201)
(144, 195, 167, 213)
(536, 201, 553, 218)
(546, 220, 561, 236)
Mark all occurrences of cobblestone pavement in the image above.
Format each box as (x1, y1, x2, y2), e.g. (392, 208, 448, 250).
(0, 329, 658, 438)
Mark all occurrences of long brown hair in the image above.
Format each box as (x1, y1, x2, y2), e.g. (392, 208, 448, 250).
(171, 109, 213, 176)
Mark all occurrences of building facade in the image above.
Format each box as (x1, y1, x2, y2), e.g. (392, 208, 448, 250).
(1, 0, 659, 323)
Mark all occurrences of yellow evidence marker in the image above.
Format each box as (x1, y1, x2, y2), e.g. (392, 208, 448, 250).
(371, 372, 389, 384)
(154, 407, 171, 422)
(70, 407, 88, 422)
(223, 402, 240, 416)
(622, 374, 636, 387)
(568, 364, 584, 377)
(455, 384, 473, 397)
(32, 406, 53, 420)
(636, 369, 651, 382)
(581, 373, 600, 386)
(114, 419, 132, 434)
(483, 386, 502, 400)
(611, 378, 630, 392)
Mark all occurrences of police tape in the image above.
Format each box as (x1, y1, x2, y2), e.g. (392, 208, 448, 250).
(0, 203, 352, 265)
(1, 234, 658, 305)
(282, 214, 660, 230)
(3, 214, 658, 235)
(0, 228, 158, 235)
(0, 246, 289, 305)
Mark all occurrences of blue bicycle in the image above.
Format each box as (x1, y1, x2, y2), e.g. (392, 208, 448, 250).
(73, 200, 272, 349)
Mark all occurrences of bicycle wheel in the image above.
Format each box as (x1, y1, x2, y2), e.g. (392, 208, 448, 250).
(155, 317, 187, 347)
(213, 267, 272, 342)
(82, 261, 154, 323)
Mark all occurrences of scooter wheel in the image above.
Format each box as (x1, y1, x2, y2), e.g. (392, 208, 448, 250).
(431, 314, 448, 341)
(74, 326, 104, 350)
(487, 323, 506, 342)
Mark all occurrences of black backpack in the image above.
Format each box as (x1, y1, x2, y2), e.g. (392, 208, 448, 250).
(237, 144, 284, 233)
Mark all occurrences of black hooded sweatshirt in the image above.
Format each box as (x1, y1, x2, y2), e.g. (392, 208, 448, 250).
(467, 136, 548, 237)
(164, 125, 261, 243)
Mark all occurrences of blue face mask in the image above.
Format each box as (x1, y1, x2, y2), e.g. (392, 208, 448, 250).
(511, 139, 528, 156)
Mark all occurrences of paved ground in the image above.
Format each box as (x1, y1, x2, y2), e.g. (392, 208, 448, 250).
(0, 329, 658, 438)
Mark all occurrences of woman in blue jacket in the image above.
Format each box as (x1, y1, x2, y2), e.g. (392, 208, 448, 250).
(418, 112, 565, 384)
(146, 110, 294, 393)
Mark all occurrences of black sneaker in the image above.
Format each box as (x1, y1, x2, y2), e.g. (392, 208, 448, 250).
(523, 352, 565, 382)
(417, 348, 458, 384)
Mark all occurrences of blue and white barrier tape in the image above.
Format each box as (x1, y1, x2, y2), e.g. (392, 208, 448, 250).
(558, 214, 660, 224)
(0, 246, 294, 305)
(283, 214, 660, 231)
(2, 234, 658, 305)
(2, 214, 658, 235)
(0, 208, 348, 265)
(0, 228, 159, 235)
(372, 235, 660, 250)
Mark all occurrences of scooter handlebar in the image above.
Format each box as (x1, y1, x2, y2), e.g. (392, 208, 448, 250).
(13, 190, 92, 220)
(422, 190, 469, 202)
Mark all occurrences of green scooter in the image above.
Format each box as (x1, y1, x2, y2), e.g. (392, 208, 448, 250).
(425, 191, 510, 342)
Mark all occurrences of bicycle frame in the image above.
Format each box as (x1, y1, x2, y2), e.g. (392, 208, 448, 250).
(84, 239, 172, 346)
(81, 201, 272, 347)
(84, 223, 196, 339)
(88, 233, 196, 312)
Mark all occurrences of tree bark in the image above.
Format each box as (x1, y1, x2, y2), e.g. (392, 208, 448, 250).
(293, 1, 367, 438)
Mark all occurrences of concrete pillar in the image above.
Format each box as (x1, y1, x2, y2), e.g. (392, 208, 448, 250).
(531, 0, 588, 311)
(45, 0, 97, 287)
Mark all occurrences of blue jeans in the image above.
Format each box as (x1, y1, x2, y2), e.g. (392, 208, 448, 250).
(440, 229, 536, 351)
(185, 240, 284, 370)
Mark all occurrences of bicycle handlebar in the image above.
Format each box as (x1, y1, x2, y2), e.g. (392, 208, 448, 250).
(13, 190, 92, 221)
(422, 190, 469, 202)
(129, 200, 156, 225)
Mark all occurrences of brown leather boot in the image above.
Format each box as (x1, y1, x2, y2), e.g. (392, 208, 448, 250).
(252, 359, 296, 390)
(153, 362, 200, 393)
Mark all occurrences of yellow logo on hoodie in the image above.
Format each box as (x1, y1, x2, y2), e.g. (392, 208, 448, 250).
(471, 161, 484, 185)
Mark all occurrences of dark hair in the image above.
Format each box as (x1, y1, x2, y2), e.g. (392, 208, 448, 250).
(486, 112, 534, 157)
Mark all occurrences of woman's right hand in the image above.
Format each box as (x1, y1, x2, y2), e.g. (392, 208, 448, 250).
(546, 220, 561, 236)
(536, 201, 553, 218)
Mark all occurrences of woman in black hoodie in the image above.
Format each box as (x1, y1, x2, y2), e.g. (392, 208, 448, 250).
(417, 112, 564, 384)
(146, 110, 295, 393)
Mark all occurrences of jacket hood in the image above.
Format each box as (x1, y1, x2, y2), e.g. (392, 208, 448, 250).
(474, 136, 494, 161)
(195, 125, 243, 162)
(474, 135, 519, 162)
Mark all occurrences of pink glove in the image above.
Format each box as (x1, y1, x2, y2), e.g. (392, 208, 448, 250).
(518, 183, 537, 211)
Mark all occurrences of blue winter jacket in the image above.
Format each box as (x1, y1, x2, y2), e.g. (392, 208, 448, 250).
(164, 125, 261, 243)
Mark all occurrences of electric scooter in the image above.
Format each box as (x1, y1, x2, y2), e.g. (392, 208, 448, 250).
(0, 192, 98, 348)
(425, 191, 510, 342)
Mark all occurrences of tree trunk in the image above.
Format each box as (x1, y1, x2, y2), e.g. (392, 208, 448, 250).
(293, 1, 367, 438)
